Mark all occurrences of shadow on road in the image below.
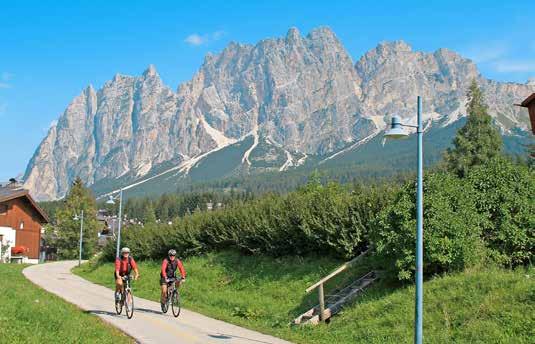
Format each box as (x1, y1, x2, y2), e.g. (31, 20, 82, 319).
(208, 333, 277, 344)
(85, 310, 120, 317)
(86, 308, 165, 316)
(136, 307, 165, 315)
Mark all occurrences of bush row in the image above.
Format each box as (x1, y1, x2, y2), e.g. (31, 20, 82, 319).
(103, 181, 396, 260)
(104, 158, 534, 281)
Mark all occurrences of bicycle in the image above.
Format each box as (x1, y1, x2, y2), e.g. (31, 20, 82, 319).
(115, 275, 135, 319)
(160, 277, 181, 317)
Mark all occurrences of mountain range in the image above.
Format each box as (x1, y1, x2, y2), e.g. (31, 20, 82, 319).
(23, 27, 534, 200)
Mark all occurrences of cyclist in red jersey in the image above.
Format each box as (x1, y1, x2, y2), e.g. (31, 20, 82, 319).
(115, 247, 140, 301)
(160, 249, 186, 303)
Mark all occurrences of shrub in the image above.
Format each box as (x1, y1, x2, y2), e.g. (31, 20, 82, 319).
(372, 172, 485, 281)
(467, 158, 535, 266)
(103, 181, 394, 261)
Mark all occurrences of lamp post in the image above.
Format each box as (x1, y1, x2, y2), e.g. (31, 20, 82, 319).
(73, 210, 84, 267)
(106, 188, 124, 258)
(384, 96, 423, 344)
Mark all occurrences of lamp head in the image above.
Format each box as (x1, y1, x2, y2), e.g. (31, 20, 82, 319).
(73, 215, 79, 221)
(384, 115, 409, 139)
(106, 195, 115, 205)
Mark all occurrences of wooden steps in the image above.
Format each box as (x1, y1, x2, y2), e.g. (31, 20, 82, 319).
(293, 271, 378, 325)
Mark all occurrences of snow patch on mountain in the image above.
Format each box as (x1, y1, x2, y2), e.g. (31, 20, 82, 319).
(200, 117, 237, 147)
(242, 123, 259, 165)
(320, 130, 380, 163)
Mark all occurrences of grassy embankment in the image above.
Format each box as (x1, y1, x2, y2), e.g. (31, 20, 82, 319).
(74, 251, 534, 344)
(0, 264, 132, 344)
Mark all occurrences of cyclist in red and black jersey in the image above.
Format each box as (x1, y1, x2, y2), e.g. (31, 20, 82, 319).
(114, 247, 140, 301)
(160, 249, 186, 303)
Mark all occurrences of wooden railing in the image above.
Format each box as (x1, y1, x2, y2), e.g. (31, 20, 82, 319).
(305, 248, 370, 322)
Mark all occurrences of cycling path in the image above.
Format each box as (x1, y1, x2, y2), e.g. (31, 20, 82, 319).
(23, 261, 292, 344)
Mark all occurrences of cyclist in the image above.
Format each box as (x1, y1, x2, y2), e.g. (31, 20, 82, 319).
(160, 249, 186, 303)
(115, 247, 140, 301)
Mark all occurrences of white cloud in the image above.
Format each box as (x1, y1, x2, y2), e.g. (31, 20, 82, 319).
(463, 41, 535, 76)
(212, 30, 225, 40)
(184, 31, 226, 46)
(464, 41, 509, 63)
(185, 34, 205, 46)
(492, 60, 535, 73)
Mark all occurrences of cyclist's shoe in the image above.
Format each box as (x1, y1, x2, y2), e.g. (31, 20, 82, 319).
(115, 291, 122, 301)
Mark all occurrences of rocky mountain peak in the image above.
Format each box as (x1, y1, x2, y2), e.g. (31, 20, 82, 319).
(23, 27, 535, 201)
(376, 40, 412, 54)
(85, 84, 95, 93)
(306, 26, 336, 40)
(285, 27, 301, 42)
(527, 78, 535, 86)
(143, 64, 158, 77)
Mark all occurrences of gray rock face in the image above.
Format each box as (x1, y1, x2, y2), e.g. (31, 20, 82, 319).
(177, 27, 363, 154)
(355, 41, 532, 130)
(24, 66, 219, 200)
(24, 28, 534, 200)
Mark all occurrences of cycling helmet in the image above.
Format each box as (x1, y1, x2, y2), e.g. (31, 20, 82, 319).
(168, 249, 177, 256)
(121, 247, 130, 254)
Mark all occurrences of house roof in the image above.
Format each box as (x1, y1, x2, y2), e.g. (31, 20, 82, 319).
(0, 187, 49, 223)
(520, 93, 535, 107)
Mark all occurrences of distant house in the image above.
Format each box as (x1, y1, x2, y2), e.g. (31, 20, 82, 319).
(519, 93, 535, 134)
(0, 181, 49, 263)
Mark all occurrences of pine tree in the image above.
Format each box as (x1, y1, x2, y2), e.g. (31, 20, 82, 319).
(55, 177, 99, 259)
(444, 79, 503, 177)
(142, 201, 157, 224)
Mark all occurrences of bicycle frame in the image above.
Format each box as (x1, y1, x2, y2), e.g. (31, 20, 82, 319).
(166, 278, 177, 298)
(122, 275, 132, 293)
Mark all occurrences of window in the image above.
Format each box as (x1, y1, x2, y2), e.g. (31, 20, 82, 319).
(0, 204, 7, 215)
(19, 221, 24, 230)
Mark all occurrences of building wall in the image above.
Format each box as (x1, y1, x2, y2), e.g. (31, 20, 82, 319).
(0, 226, 16, 262)
(529, 104, 535, 135)
(0, 198, 42, 259)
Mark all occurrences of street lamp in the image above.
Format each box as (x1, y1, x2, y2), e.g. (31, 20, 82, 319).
(384, 96, 424, 344)
(106, 188, 124, 258)
(73, 210, 84, 267)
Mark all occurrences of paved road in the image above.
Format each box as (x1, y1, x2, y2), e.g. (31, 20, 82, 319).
(23, 261, 292, 344)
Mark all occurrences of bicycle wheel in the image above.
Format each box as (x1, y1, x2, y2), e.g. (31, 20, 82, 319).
(171, 290, 181, 317)
(115, 293, 123, 315)
(161, 294, 169, 313)
(125, 290, 134, 319)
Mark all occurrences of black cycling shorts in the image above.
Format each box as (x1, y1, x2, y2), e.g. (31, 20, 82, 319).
(160, 274, 178, 285)
(114, 272, 129, 280)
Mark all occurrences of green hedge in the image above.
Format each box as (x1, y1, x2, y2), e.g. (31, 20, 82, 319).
(103, 182, 396, 260)
(103, 159, 534, 282)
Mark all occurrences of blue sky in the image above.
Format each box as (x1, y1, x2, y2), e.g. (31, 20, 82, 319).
(1, 0, 534, 180)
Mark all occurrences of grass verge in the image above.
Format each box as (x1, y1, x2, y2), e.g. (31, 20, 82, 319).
(74, 251, 534, 344)
(0, 263, 132, 344)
